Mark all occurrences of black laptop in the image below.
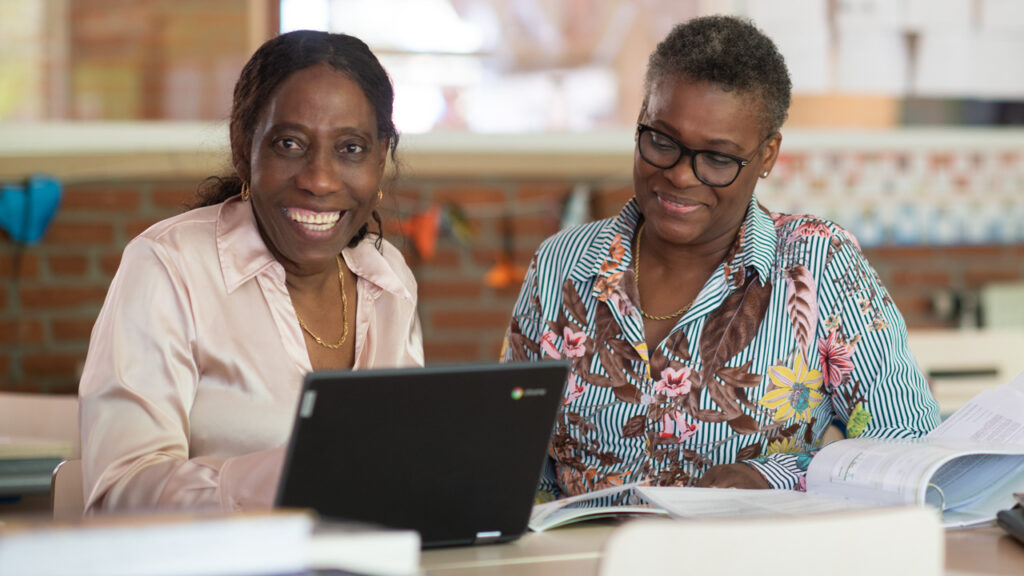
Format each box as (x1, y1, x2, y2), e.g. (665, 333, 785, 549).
(276, 361, 568, 548)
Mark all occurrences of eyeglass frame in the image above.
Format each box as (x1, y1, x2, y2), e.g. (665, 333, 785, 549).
(635, 123, 771, 188)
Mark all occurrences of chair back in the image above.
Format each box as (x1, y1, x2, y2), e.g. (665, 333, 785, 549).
(52, 458, 85, 520)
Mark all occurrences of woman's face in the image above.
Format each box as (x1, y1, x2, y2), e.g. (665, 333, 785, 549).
(246, 63, 387, 273)
(633, 77, 779, 251)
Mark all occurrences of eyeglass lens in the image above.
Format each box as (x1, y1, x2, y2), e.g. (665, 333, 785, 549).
(638, 128, 742, 187)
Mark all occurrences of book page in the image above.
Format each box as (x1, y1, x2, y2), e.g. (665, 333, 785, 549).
(929, 454, 1024, 509)
(528, 481, 664, 531)
(807, 436, 1024, 527)
(928, 382, 1024, 443)
(942, 466, 1024, 529)
(806, 438, 953, 506)
(635, 486, 867, 519)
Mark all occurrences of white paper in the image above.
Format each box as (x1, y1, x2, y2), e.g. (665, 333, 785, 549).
(806, 437, 1024, 527)
(528, 481, 664, 532)
(636, 486, 866, 519)
(928, 379, 1024, 443)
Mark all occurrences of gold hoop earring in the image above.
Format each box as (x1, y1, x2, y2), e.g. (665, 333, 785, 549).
(240, 182, 251, 201)
(377, 188, 383, 203)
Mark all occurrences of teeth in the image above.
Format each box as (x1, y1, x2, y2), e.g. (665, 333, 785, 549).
(287, 208, 341, 229)
(660, 195, 693, 208)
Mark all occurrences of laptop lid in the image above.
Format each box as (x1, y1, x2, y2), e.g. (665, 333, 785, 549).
(275, 361, 568, 548)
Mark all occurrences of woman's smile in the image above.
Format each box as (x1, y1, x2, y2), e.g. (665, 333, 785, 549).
(284, 206, 344, 238)
(655, 192, 703, 215)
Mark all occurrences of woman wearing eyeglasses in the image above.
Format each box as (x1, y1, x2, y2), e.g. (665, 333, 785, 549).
(503, 15, 939, 497)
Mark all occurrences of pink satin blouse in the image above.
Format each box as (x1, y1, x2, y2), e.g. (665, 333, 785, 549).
(79, 197, 423, 512)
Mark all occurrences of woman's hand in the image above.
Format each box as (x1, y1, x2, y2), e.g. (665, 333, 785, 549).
(696, 463, 771, 489)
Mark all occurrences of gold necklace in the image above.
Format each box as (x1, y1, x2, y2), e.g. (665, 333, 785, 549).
(296, 255, 349, 349)
(633, 222, 693, 321)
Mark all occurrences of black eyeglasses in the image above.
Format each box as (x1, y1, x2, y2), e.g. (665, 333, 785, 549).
(636, 123, 762, 187)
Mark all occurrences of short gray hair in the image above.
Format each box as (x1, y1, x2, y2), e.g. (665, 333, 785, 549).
(643, 15, 792, 136)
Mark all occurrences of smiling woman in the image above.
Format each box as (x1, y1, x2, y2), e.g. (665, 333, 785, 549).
(77, 31, 423, 514)
(503, 15, 940, 500)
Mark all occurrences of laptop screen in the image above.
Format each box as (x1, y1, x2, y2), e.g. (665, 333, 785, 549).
(276, 361, 568, 547)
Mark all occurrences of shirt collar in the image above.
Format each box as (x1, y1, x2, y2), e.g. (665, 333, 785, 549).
(216, 197, 413, 301)
(741, 194, 778, 286)
(567, 198, 642, 284)
(343, 239, 414, 302)
(567, 194, 777, 286)
(217, 197, 278, 293)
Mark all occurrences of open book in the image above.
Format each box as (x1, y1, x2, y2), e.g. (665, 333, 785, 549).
(529, 481, 668, 531)
(530, 370, 1024, 531)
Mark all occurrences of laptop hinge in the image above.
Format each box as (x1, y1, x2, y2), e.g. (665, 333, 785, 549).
(474, 530, 502, 544)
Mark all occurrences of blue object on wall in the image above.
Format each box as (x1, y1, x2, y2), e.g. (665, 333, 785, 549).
(0, 174, 62, 244)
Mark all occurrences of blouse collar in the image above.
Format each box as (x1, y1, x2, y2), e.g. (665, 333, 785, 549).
(568, 194, 777, 288)
(216, 196, 413, 302)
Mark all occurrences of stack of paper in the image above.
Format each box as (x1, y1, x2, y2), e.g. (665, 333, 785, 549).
(0, 511, 422, 576)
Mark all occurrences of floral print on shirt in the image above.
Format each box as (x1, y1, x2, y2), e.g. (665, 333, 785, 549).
(504, 196, 939, 498)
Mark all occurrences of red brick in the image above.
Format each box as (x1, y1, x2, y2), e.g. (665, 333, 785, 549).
(430, 310, 511, 330)
(418, 280, 483, 300)
(48, 254, 90, 276)
(0, 253, 40, 279)
(517, 183, 573, 202)
(595, 185, 634, 219)
(433, 185, 507, 206)
(52, 319, 97, 342)
(407, 246, 460, 270)
(888, 270, 952, 287)
(125, 218, 162, 239)
(472, 247, 539, 269)
(940, 245, 1008, 258)
(512, 214, 560, 237)
(863, 246, 941, 260)
(152, 186, 197, 209)
(381, 220, 403, 237)
(904, 317, 956, 330)
(964, 269, 1022, 288)
(22, 353, 85, 377)
(100, 252, 124, 276)
(424, 340, 481, 363)
(889, 295, 933, 316)
(0, 319, 45, 344)
(484, 337, 505, 361)
(61, 185, 141, 212)
(44, 222, 115, 245)
(20, 287, 109, 309)
(387, 186, 427, 205)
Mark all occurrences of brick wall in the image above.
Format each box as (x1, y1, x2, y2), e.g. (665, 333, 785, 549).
(2, 174, 1023, 394)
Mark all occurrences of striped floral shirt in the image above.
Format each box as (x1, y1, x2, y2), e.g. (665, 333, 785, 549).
(502, 195, 940, 497)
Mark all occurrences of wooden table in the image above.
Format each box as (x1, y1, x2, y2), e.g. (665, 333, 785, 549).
(422, 521, 1024, 575)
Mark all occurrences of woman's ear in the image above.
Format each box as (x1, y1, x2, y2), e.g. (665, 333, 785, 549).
(233, 156, 251, 183)
(760, 132, 782, 177)
(376, 138, 390, 177)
